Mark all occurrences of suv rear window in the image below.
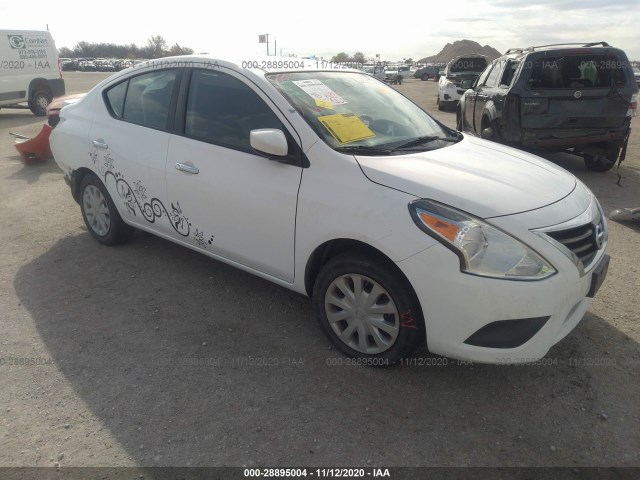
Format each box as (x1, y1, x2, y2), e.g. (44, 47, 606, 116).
(449, 58, 487, 74)
(527, 54, 627, 89)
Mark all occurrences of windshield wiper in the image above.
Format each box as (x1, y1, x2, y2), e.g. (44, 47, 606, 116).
(335, 145, 392, 155)
(392, 135, 460, 150)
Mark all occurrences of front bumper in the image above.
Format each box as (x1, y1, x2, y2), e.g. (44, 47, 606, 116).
(396, 193, 608, 364)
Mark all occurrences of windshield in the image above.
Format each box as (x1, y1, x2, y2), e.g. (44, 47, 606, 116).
(266, 71, 455, 154)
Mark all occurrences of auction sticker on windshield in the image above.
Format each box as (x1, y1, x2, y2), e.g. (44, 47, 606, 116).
(318, 113, 375, 143)
(293, 79, 347, 106)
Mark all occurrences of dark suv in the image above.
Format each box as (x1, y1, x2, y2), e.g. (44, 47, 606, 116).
(457, 42, 638, 171)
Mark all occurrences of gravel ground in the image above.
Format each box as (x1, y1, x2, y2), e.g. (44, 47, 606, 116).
(0, 72, 638, 470)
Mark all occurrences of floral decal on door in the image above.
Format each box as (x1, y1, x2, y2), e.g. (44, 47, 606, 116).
(89, 147, 215, 247)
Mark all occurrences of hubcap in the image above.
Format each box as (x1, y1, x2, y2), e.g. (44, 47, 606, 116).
(83, 185, 111, 236)
(36, 95, 48, 110)
(324, 274, 400, 354)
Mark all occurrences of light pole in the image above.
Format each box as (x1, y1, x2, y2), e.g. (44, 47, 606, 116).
(259, 34, 269, 56)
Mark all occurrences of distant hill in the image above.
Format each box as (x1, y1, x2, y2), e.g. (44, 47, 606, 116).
(419, 40, 502, 64)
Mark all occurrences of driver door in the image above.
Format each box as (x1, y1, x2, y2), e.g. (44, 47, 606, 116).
(165, 68, 303, 282)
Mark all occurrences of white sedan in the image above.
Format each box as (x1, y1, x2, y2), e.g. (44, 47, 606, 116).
(50, 55, 609, 365)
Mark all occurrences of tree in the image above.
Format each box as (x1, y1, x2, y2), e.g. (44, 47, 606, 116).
(58, 38, 195, 59)
(353, 52, 366, 64)
(58, 46, 74, 58)
(147, 35, 168, 58)
(168, 44, 195, 56)
(331, 52, 349, 63)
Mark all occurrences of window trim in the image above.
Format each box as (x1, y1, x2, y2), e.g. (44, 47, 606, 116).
(101, 68, 183, 133)
(483, 60, 504, 88)
(174, 66, 307, 167)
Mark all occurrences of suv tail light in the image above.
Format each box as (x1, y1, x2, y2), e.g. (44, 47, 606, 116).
(627, 93, 637, 117)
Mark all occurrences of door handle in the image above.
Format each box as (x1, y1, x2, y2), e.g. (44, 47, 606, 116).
(92, 139, 108, 149)
(175, 163, 199, 174)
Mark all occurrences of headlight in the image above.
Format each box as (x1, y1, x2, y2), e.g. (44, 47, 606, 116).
(409, 199, 556, 281)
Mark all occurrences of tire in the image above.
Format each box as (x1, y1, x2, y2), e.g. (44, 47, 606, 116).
(29, 90, 51, 116)
(481, 117, 500, 142)
(312, 253, 425, 365)
(584, 144, 619, 172)
(421, 73, 429, 81)
(456, 109, 464, 131)
(79, 174, 134, 246)
(437, 96, 445, 111)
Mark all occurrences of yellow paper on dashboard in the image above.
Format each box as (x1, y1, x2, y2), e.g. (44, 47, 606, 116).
(318, 113, 375, 144)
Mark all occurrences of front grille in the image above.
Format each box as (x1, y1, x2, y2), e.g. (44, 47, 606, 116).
(546, 223, 600, 267)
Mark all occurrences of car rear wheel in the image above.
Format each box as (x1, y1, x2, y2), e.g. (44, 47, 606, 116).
(29, 90, 51, 116)
(80, 174, 134, 245)
(584, 144, 619, 172)
(421, 73, 429, 81)
(437, 96, 445, 111)
(312, 253, 425, 365)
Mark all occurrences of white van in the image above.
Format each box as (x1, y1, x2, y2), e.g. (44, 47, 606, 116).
(0, 30, 65, 116)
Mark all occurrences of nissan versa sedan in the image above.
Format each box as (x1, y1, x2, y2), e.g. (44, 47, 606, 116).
(50, 56, 609, 365)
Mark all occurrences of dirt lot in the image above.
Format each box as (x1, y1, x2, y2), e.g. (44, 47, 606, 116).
(0, 73, 639, 470)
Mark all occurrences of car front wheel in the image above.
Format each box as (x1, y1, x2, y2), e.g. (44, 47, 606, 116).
(79, 174, 134, 245)
(313, 253, 425, 365)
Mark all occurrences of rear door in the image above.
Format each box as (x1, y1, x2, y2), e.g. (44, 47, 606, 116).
(90, 68, 180, 237)
(520, 52, 633, 130)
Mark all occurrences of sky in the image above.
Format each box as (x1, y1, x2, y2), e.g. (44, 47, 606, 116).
(2, 0, 639, 61)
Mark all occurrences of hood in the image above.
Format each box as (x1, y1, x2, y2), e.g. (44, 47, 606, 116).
(356, 136, 577, 219)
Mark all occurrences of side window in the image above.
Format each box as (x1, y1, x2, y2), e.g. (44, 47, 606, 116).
(475, 65, 493, 87)
(484, 61, 504, 87)
(119, 70, 177, 129)
(105, 81, 127, 118)
(500, 61, 520, 87)
(185, 69, 284, 151)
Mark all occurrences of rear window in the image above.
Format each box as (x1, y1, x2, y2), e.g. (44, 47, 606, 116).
(449, 58, 487, 74)
(527, 54, 627, 89)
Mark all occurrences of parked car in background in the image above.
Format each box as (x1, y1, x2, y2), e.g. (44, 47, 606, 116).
(50, 55, 610, 365)
(633, 66, 640, 87)
(95, 59, 115, 72)
(437, 54, 488, 111)
(60, 58, 75, 71)
(414, 64, 441, 81)
(78, 59, 96, 72)
(396, 65, 414, 78)
(457, 42, 638, 172)
(113, 59, 134, 71)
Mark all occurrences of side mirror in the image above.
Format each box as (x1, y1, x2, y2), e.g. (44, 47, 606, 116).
(250, 129, 288, 157)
